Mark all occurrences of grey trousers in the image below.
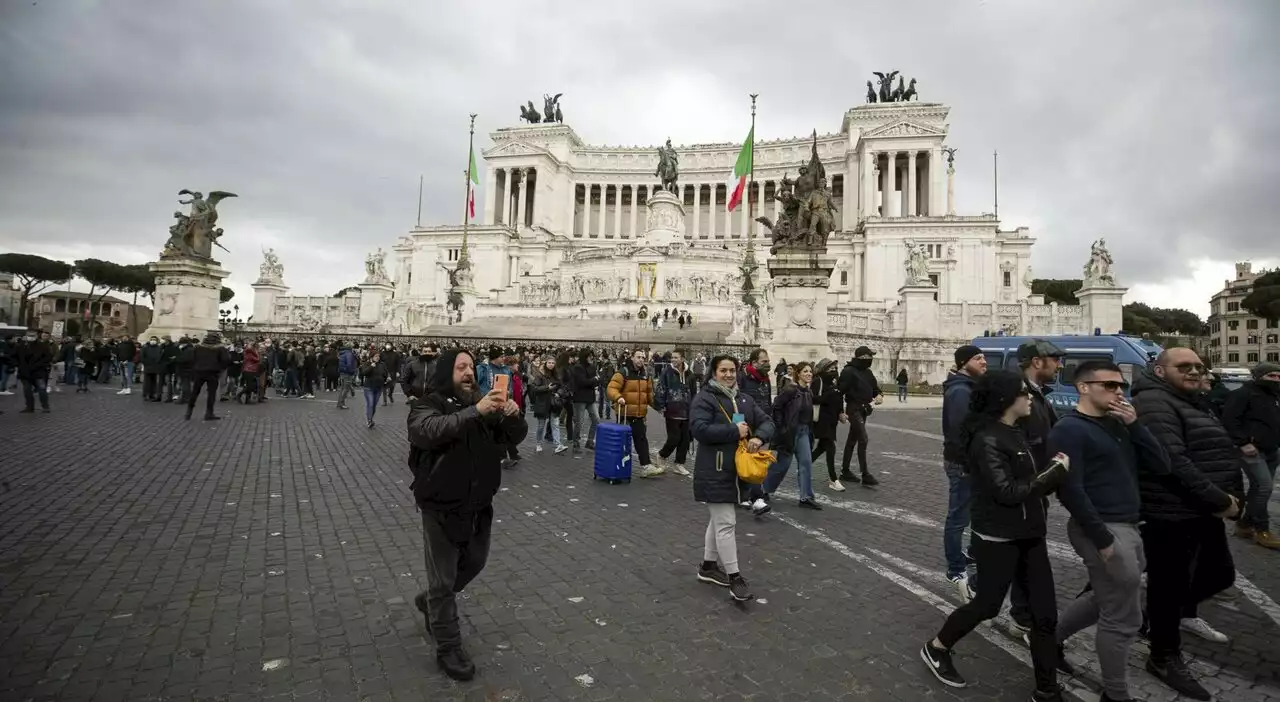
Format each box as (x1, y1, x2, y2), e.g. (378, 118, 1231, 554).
(420, 506, 493, 651)
(703, 503, 739, 574)
(335, 374, 354, 407)
(1057, 520, 1146, 700)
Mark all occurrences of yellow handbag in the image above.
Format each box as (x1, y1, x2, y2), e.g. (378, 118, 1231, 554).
(718, 402, 775, 484)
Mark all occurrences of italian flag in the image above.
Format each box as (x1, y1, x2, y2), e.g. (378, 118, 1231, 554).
(726, 126, 754, 211)
(467, 145, 479, 219)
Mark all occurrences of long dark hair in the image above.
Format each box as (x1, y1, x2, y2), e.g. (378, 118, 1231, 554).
(957, 370, 1027, 472)
(707, 354, 738, 381)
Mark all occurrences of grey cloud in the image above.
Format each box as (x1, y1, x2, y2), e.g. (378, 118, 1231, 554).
(1, 0, 1276, 309)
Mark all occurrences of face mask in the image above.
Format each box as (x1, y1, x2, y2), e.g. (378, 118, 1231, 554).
(1260, 379, 1280, 391)
(853, 358, 872, 369)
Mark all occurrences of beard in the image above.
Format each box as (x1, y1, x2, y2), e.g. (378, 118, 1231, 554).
(453, 380, 481, 405)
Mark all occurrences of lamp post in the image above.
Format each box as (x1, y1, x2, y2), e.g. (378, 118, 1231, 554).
(219, 304, 245, 341)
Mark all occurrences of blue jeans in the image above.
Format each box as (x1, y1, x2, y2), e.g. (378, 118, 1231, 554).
(363, 386, 381, 423)
(766, 426, 814, 500)
(535, 416, 562, 448)
(0, 364, 10, 391)
(944, 461, 972, 579)
(120, 361, 135, 389)
(573, 401, 600, 447)
(1243, 450, 1279, 530)
(285, 368, 299, 396)
(897, 384, 908, 402)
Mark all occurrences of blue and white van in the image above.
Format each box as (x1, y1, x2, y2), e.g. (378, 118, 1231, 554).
(970, 334, 1161, 410)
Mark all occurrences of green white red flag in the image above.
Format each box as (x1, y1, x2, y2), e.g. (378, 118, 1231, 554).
(467, 145, 480, 219)
(726, 126, 754, 211)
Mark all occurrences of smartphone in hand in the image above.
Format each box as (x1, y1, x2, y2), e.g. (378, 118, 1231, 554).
(493, 373, 510, 401)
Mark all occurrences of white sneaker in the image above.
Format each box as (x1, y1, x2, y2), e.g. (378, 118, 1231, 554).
(1180, 617, 1229, 643)
(828, 480, 846, 492)
(0, 390, 13, 395)
(535, 445, 544, 453)
(637, 464, 665, 478)
(949, 574, 976, 602)
(554, 444, 568, 455)
(671, 463, 691, 477)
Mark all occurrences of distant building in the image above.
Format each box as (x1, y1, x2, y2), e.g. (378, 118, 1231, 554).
(30, 291, 153, 339)
(0, 273, 20, 325)
(1206, 262, 1279, 367)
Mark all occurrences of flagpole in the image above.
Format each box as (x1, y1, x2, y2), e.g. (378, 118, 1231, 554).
(459, 113, 477, 268)
(993, 149, 999, 220)
(416, 174, 423, 227)
(742, 93, 759, 310)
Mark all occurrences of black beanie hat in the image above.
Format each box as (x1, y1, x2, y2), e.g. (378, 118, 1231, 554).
(954, 344, 983, 369)
(430, 348, 473, 396)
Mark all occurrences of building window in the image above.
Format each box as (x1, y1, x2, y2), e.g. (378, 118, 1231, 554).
(1227, 301, 1240, 312)
(1268, 352, 1279, 362)
(1268, 318, 1278, 329)
(54, 298, 66, 313)
(839, 270, 848, 286)
(1268, 334, 1279, 344)
(447, 248, 460, 262)
(1228, 352, 1239, 363)
(1247, 319, 1258, 329)
(1248, 352, 1259, 363)
(112, 308, 121, 318)
(1228, 320, 1239, 330)
(926, 243, 943, 259)
(1228, 336, 1238, 345)
(1248, 335, 1259, 344)
(1002, 271, 1011, 287)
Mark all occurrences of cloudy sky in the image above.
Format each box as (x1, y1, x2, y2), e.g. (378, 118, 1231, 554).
(2, 0, 1276, 318)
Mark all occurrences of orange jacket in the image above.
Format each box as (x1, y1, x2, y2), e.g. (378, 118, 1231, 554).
(607, 365, 653, 419)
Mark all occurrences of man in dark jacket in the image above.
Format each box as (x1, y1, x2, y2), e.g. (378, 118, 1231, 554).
(407, 349, 526, 682)
(837, 345, 884, 486)
(159, 335, 178, 402)
(140, 336, 164, 401)
(401, 343, 438, 402)
(115, 335, 137, 395)
(655, 348, 694, 476)
(381, 343, 401, 405)
(738, 348, 772, 410)
(940, 344, 987, 599)
(1131, 348, 1243, 700)
(175, 337, 196, 403)
(1051, 360, 1172, 702)
(1221, 361, 1280, 549)
(186, 333, 229, 420)
(569, 349, 600, 453)
(16, 331, 55, 413)
(335, 342, 357, 410)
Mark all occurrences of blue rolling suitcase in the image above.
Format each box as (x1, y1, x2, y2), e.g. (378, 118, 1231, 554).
(593, 401, 632, 484)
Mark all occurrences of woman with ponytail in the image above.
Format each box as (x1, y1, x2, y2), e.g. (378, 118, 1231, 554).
(920, 370, 1071, 701)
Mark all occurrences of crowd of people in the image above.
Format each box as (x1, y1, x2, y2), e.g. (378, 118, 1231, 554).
(4, 327, 1277, 700)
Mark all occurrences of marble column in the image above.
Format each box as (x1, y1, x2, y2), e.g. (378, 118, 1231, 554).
(581, 184, 592, 237)
(493, 169, 507, 225)
(883, 152, 896, 217)
(852, 252, 863, 301)
(861, 150, 874, 217)
(612, 184, 622, 238)
(692, 183, 701, 238)
(947, 164, 956, 216)
(568, 182, 579, 236)
(907, 151, 918, 217)
(625, 185, 635, 238)
(483, 168, 498, 225)
(709, 185, 718, 237)
(597, 181, 608, 237)
(931, 147, 944, 215)
(515, 168, 530, 229)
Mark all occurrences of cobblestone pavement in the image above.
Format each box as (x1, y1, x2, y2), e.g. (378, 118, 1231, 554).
(1, 390, 1277, 701)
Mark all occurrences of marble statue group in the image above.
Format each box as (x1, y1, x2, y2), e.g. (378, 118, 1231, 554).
(519, 93, 564, 123)
(865, 71, 919, 103)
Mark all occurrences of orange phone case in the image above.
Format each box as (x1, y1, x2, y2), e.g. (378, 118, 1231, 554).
(493, 374, 509, 397)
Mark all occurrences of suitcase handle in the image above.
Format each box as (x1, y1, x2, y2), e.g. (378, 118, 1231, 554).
(615, 398, 626, 424)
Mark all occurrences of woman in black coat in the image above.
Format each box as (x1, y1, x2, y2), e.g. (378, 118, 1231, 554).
(528, 356, 567, 454)
(763, 362, 820, 510)
(810, 359, 851, 490)
(920, 370, 1069, 697)
(690, 354, 775, 603)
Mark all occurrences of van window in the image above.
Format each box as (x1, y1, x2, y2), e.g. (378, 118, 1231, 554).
(1058, 354, 1114, 385)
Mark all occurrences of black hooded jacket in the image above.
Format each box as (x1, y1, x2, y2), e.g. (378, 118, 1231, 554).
(407, 350, 528, 523)
(1130, 368, 1242, 521)
(837, 359, 881, 412)
(1221, 380, 1280, 454)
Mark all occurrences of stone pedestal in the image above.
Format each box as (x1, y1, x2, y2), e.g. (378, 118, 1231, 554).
(251, 280, 288, 325)
(142, 256, 229, 340)
(638, 189, 685, 248)
(357, 280, 394, 324)
(1077, 284, 1128, 335)
(898, 284, 940, 337)
(766, 250, 835, 362)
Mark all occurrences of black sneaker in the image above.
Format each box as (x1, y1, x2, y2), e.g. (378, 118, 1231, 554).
(697, 563, 731, 587)
(1099, 694, 1135, 702)
(920, 642, 966, 688)
(436, 647, 476, 681)
(860, 471, 880, 486)
(728, 573, 753, 601)
(1146, 654, 1210, 701)
(798, 498, 823, 510)
(839, 471, 860, 484)
(1031, 685, 1064, 702)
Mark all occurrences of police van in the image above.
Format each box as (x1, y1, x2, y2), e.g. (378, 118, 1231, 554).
(970, 333, 1160, 410)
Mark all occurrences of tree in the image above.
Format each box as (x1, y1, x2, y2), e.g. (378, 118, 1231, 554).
(74, 258, 134, 339)
(220, 286, 235, 303)
(0, 253, 74, 326)
(1030, 278, 1081, 305)
(1242, 269, 1280, 322)
(332, 286, 360, 298)
(1122, 302, 1206, 336)
(119, 264, 157, 336)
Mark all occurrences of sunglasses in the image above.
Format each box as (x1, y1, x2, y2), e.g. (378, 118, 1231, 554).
(1081, 380, 1129, 392)
(1168, 362, 1206, 374)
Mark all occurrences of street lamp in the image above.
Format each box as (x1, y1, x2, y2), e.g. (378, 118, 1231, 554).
(219, 305, 245, 341)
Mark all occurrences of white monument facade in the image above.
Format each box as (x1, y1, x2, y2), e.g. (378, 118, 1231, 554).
(250, 98, 1127, 381)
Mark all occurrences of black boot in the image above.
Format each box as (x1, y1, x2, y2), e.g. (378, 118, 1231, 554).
(436, 647, 475, 681)
(184, 408, 192, 421)
(860, 470, 880, 487)
(839, 469, 860, 483)
(204, 414, 221, 421)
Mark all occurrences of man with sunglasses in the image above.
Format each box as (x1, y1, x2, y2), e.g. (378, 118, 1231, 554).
(1049, 360, 1171, 702)
(1130, 348, 1244, 701)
